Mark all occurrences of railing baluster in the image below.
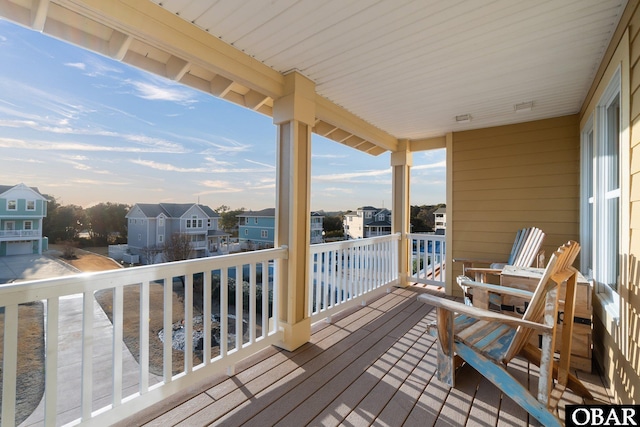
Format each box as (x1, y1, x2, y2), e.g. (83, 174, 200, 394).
(237, 264, 243, 350)
(82, 291, 94, 421)
(44, 298, 59, 426)
(203, 271, 212, 363)
(220, 268, 228, 357)
(261, 261, 268, 338)
(163, 277, 173, 382)
(113, 286, 124, 406)
(249, 263, 256, 344)
(2, 304, 18, 427)
(184, 275, 193, 373)
(140, 281, 150, 391)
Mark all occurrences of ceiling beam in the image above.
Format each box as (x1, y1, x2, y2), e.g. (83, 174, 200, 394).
(315, 95, 398, 153)
(55, 0, 285, 99)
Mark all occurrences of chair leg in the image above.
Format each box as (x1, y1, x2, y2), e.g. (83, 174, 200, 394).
(435, 307, 454, 386)
(455, 343, 562, 427)
(519, 344, 593, 399)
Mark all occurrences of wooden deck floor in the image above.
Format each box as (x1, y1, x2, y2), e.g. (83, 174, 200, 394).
(121, 285, 612, 427)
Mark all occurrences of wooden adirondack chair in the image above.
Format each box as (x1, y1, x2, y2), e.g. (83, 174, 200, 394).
(455, 227, 545, 308)
(418, 241, 589, 427)
(455, 226, 546, 282)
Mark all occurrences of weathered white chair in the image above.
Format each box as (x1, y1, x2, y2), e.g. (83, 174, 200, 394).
(455, 226, 546, 282)
(454, 227, 545, 307)
(418, 241, 589, 427)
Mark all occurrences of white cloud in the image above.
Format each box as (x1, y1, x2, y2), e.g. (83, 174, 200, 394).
(313, 168, 391, 182)
(0, 137, 183, 154)
(65, 62, 86, 70)
(412, 160, 446, 170)
(312, 153, 349, 159)
(244, 159, 275, 169)
(130, 159, 208, 173)
(128, 79, 196, 104)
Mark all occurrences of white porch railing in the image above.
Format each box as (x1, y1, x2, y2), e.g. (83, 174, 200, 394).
(408, 233, 446, 287)
(308, 234, 400, 323)
(0, 230, 41, 238)
(0, 248, 286, 427)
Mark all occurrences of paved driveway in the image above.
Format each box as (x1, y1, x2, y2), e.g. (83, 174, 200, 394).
(0, 251, 80, 284)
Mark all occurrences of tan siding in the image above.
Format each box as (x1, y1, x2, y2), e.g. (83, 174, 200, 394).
(630, 1, 640, 406)
(451, 115, 579, 269)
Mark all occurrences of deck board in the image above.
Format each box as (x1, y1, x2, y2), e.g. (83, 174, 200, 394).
(121, 285, 613, 427)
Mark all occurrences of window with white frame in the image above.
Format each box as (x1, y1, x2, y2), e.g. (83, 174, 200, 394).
(7, 200, 16, 210)
(261, 230, 268, 238)
(581, 69, 621, 292)
(26, 200, 35, 210)
(24, 221, 32, 230)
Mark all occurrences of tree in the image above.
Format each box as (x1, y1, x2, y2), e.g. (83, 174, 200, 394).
(140, 244, 163, 265)
(163, 233, 193, 262)
(85, 202, 130, 244)
(216, 205, 244, 236)
(322, 214, 343, 233)
(409, 204, 446, 232)
(42, 195, 86, 243)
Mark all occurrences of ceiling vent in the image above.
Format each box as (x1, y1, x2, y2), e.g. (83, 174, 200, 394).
(455, 114, 471, 123)
(514, 101, 533, 113)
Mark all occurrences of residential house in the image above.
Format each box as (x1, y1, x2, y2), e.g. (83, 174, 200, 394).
(434, 207, 446, 234)
(237, 208, 275, 249)
(126, 203, 227, 263)
(1, 1, 639, 425)
(310, 212, 324, 244)
(0, 183, 48, 256)
(238, 209, 325, 248)
(343, 206, 392, 239)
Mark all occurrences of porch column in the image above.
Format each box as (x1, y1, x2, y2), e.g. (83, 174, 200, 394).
(391, 139, 412, 287)
(273, 71, 315, 351)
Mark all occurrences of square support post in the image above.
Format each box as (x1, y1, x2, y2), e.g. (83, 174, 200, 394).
(391, 139, 412, 287)
(273, 71, 315, 351)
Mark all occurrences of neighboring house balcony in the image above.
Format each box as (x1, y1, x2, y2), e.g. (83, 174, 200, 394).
(189, 240, 207, 249)
(0, 229, 41, 240)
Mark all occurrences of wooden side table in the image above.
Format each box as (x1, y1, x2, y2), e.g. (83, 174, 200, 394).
(500, 265, 593, 372)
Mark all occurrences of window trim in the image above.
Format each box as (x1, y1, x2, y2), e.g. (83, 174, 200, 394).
(580, 60, 629, 329)
(7, 199, 17, 210)
(26, 200, 35, 211)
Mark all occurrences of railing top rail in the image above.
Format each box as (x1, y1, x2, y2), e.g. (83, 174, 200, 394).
(408, 232, 446, 241)
(310, 233, 400, 254)
(0, 246, 287, 306)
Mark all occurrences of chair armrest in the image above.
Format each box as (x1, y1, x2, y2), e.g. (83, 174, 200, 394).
(457, 276, 535, 300)
(453, 257, 502, 265)
(463, 267, 503, 276)
(417, 293, 551, 333)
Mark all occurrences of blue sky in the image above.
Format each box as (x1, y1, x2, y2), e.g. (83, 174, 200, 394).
(0, 19, 445, 212)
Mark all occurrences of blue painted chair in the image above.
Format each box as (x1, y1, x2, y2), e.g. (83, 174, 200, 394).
(418, 241, 586, 427)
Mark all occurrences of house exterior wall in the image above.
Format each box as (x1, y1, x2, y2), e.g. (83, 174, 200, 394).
(450, 115, 580, 286)
(577, 0, 640, 404)
(238, 215, 275, 246)
(0, 184, 48, 256)
(343, 207, 391, 239)
(126, 206, 151, 250)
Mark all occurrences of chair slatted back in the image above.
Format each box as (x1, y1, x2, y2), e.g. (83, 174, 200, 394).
(504, 240, 580, 361)
(508, 227, 545, 267)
